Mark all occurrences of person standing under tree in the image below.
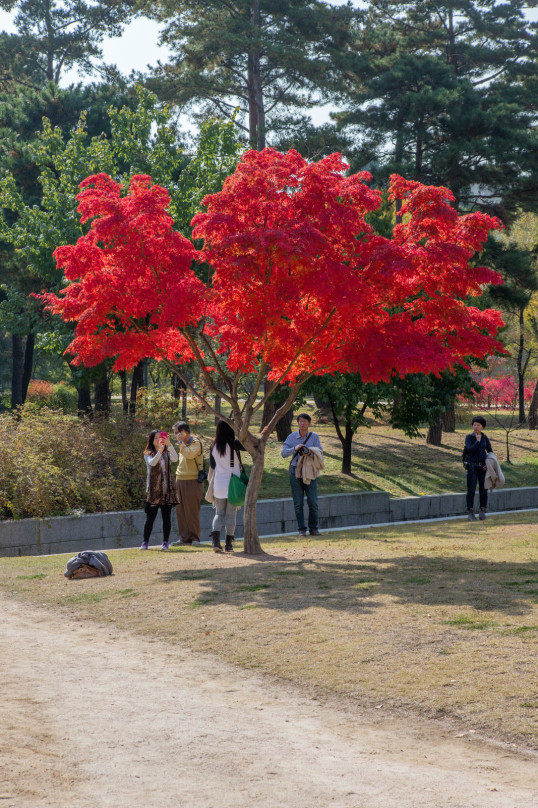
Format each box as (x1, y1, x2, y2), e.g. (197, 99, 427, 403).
(463, 416, 492, 521)
(281, 413, 323, 536)
(209, 420, 245, 553)
(141, 430, 179, 550)
(171, 421, 204, 545)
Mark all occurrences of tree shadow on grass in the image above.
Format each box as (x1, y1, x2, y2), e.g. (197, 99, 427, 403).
(158, 553, 538, 617)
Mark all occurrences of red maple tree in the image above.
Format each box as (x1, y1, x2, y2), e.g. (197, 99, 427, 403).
(43, 149, 504, 553)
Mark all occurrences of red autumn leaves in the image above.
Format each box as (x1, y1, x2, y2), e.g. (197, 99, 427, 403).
(43, 148, 505, 383)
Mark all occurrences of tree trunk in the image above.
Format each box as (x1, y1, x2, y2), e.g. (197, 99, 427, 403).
(517, 305, 527, 424)
(261, 394, 293, 440)
(214, 393, 221, 425)
(242, 443, 265, 555)
(21, 332, 34, 403)
(94, 370, 110, 417)
(312, 390, 332, 423)
(11, 334, 24, 409)
(77, 385, 92, 417)
(129, 360, 145, 416)
(172, 372, 188, 419)
(248, 0, 265, 150)
(261, 393, 276, 430)
(441, 403, 456, 433)
(120, 370, 128, 413)
(275, 409, 293, 441)
(340, 421, 353, 475)
(426, 417, 443, 446)
(528, 378, 538, 429)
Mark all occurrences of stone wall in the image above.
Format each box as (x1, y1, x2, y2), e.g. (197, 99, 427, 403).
(1, 487, 536, 557)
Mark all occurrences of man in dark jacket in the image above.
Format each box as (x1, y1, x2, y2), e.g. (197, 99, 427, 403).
(463, 416, 492, 521)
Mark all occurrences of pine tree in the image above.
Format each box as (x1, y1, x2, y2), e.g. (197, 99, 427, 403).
(143, 0, 354, 149)
(0, 0, 136, 87)
(339, 0, 538, 216)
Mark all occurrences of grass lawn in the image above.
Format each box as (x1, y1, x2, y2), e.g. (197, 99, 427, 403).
(191, 404, 538, 500)
(1, 511, 536, 749)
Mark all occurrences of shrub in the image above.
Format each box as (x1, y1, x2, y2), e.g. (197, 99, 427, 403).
(0, 409, 147, 520)
(48, 383, 78, 413)
(26, 379, 54, 404)
(135, 386, 183, 428)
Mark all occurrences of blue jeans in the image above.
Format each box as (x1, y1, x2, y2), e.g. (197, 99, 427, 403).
(289, 466, 318, 530)
(466, 465, 487, 510)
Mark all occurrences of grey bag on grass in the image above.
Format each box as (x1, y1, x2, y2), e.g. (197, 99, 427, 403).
(64, 551, 113, 579)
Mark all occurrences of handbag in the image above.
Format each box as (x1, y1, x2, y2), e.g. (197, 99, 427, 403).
(227, 448, 249, 507)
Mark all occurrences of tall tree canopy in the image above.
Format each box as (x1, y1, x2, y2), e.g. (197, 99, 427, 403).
(339, 0, 538, 215)
(142, 0, 353, 149)
(44, 148, 504, 552)
(0, 0, 136, 87)
(0, 88, 240, 410)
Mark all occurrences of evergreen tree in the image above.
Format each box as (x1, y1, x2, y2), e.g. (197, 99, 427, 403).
(485, 236, 538, 423)
(142, 0, 354, 149)
(339, 0, 538, 216)
(0, 0, 136, 87)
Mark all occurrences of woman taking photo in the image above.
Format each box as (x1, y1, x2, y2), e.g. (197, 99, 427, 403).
(141, 430, 179, 550)
(210, 420, 245, 553)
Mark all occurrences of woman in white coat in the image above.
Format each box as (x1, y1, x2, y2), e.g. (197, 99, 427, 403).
(209, 420, 245, 553)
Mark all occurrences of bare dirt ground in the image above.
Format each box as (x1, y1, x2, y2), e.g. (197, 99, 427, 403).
(1, 594, 536, 808)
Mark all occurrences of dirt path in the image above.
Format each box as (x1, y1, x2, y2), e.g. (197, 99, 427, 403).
(1, 594, 536, 808)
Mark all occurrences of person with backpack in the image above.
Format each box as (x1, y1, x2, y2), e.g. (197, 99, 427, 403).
(171, 421, 205, 546)
(141, 430, 179, 550)
(463, 416, 493, 521)
(281, 413, 323, 536)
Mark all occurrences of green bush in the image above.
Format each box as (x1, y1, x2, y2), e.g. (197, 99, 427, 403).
(0, 409, 147, 520)
(48, 383, 78, 413)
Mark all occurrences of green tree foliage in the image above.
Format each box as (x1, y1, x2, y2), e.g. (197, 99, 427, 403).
(339, 0, 538, 216)
(0, 88, 242, 405)
(0, 0, 136, 87)
(485, 235, 538, 423)
(305, 374, 390, 475)
(390, 367, 481, 442)
(141, 0, 354, 149)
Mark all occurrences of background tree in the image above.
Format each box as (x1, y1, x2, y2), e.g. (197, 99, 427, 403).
(141, 0, 353, 149)
(391, 367, 482, 447)
(305, 374, 390, 475)
(0, 88, 241, 411)
(485, 236, 538, 423)
(0, 0, 138, 409)
(0, 0, 136, 87)
(44, 150, 504, 553)
(339, 0, 538, 216)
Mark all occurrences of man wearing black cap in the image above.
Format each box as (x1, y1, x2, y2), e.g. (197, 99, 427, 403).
(463, 416, 492, 521)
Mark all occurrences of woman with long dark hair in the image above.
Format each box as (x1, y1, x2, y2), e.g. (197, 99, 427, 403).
(209, 420, 245, 552)
(141, 429, 179, 550)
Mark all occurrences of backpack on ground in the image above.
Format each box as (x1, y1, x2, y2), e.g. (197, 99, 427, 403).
(64, 551, 113, 579)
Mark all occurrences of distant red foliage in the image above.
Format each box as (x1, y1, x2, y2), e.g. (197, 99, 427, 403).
(26, 379, 54, 401)
(466, 375, 534, 409)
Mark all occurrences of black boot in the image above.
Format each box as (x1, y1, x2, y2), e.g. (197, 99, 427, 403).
(225, 535, 234, 553)
(211, 531, 223, 553)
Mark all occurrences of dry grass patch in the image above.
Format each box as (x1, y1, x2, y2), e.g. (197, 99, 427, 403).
(1, 512, 537, 749)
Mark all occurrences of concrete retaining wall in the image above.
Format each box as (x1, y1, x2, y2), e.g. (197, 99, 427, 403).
(1, 486, 536, 557)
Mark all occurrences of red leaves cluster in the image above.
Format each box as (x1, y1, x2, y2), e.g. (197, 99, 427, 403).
(468, 375, 534, 410)
(193, 149, 504, 382)
(43, 174, 204, 370)
(43, 149, 505, 383)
